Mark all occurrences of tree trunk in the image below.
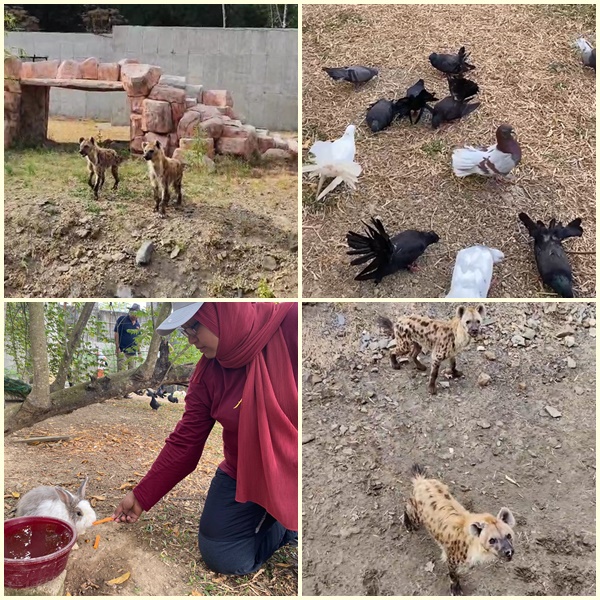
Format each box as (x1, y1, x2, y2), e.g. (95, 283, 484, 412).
(25, 303, 51, 412)
(283, 4, 288, 28)
(50, 302, 95, 393)
(222, 4, 226, 27)
(4, 302, 196, 435)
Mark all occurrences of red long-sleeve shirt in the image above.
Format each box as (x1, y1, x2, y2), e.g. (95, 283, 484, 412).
(133, 309, 298, 511)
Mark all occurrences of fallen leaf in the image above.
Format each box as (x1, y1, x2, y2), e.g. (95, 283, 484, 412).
(274, 562, 292, 568)
(190, 591, 203, 596)
(11, 491, 20, 498)
(106, 572, 131, 585)
(90, 495, 106, 501)
(119, 483, 134, 490)
(505, 475, 520, 488)
(251, 568, 265, 581)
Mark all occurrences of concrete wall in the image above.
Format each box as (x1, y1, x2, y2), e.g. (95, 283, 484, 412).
(6, 26, 298, 130)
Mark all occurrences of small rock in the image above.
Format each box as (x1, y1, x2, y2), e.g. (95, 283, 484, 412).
(511, 334, 526, 347)
(518, 382, 527, 391)
(439, 381, 450, 389)
(340, 526, 361, 539)
(369, 341, 379, 351)
(378, 339, 389, 350)
(522, 327, 536, 340)
(563, 336, 575, 348)
(387, 340, 396, 349)
(477, 346, 485, 352)
(136, 240, 154, 266)
(424, 561, 435, 573)
(527, 449, 538, 458)
(545, 406, 562, 418)
(302, 434, 316, 444)
(339, 425, 348, 435)
(336, 314, 346, 327)
(311, 374, 323, 385)
(57, 265, 70, 272)
(574, 386, 584, 396)
(589, 328, 596, 338)
(370, 367, 379, 373)
(477, 373, 491, 387)
(262, 255, 278, 271)
(477, 420, 491, 429)
(170, 246, 182, 259)
(556, 328, 575, 339)
(566, 357, 576, 369)
(484, 351, 496, 361)
(75, 227, 90, 238)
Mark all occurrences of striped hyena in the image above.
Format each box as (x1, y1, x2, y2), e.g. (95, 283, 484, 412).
(378, 304, 485, 394)
(78, 137, 122, 199)
(142, 140, 184, 218)
(404, 464, 515, 596)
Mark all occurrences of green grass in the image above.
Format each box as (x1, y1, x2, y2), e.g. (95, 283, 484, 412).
(258, 278, 276, 298)
(421, 139, 444, 156)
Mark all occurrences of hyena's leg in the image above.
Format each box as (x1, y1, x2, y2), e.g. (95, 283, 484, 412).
(448, 562, 463, 596)
(158, 182, 170, 217)
(87, 163, 95, 189)
(403, 497, 421, 532)
(111, 164, 119, 190)
(428, 354, 442, 395)
(173, 175, 183, 205)
(390, 348, 401, 370)
(93, 167, 104, 198)
(410, 342, 427, 371)
(449, 357, 463, 379)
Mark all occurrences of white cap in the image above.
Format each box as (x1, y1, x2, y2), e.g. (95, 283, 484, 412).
(156, 302, 204, 336)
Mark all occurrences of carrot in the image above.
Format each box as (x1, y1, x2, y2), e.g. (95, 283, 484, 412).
(93, 535, 100, 550)
(93, 517, 114, 525)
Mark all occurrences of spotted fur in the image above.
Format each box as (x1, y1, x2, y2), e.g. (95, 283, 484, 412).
(378, 305, 485, 394)
(404, 464, 516, 595)
(142, 140, 184, 218)
(78, 137, 122, 199)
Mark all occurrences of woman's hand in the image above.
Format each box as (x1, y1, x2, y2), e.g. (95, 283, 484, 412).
(112, 491, 144, 523)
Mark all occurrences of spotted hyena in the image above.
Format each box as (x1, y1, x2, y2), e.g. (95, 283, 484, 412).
(78, 137, 122, 199)
(142, 140, 184, 218)
(378, 304, 485, 394)
(404, 464, 515, 596)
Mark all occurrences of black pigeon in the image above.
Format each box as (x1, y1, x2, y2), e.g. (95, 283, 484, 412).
(429, 46, 476, 75)
(404, 79, 438, 124)
(149, 394, 160, 411)
(145, 388, 155, 397)
(323, 66, 379, 88)
(346, 217, 440, 284)
(167, 392, 179, 404)
(431, 96, 480, 129)
(447, 74, 479, 102)
(156, 386, 165, 398)
(518, 212, 583, 298)
(366, 99, 397, 133)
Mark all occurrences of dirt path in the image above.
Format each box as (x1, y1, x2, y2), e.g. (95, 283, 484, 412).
(4, 120, 298, 298)
(302, 302, 595, 596)
(4, 394, 297, 596)
(302, 4, 596, 298)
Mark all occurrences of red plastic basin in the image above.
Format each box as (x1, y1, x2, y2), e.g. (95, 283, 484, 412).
(4, 516, 77, 589)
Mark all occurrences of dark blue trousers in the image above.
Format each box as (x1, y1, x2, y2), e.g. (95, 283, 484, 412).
(198, 468, 297, 575)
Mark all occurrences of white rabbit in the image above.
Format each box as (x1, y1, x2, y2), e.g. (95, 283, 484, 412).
(15, 476, 96, 535)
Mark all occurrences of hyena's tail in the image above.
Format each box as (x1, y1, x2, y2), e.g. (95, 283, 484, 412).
(377, 315, 394, 337)
(410, 463, 427, 479)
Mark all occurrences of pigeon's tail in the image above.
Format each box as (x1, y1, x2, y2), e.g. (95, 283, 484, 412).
(346, 217, 394, 280)
(550, 274, 574, 298)
(461, 101, 481, 118)
(518, 212, 539, 236)
(323, 67, 348, 81)
(452, 146, 484, 177)
(576, 37, 594, 54)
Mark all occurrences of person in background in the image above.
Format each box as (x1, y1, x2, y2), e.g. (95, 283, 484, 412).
(112, 302, 298, 575)
(114, 303, 141, 372)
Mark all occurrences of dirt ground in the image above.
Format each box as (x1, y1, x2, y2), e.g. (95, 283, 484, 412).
(4, 118, 298, 298)
(302, 4, 596, 299)
(302, 302, 596, 596)
(4, 393, 297, 596)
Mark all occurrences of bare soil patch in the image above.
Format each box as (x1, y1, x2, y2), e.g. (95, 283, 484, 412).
(302, 301, 595, 595)
(4, 393, 297, 596)
(5, 119, 298, 298)
(302, 4, 596, 298)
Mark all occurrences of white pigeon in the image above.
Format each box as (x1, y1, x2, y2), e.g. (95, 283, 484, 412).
(302, 125, 362, 200)
(452, 124, 521, 178)
(575, 37, 596, 70)
(446, 245, 504, 298)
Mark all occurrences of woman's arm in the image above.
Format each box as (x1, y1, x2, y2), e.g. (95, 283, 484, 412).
(130, 380, 216, 511)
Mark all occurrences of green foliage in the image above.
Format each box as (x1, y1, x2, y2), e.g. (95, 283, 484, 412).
(257, 278, 276, 298)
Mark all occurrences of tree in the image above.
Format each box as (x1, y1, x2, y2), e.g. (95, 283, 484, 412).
(4, 302, 199, 435)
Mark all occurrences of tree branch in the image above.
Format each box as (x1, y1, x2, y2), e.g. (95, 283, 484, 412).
(24, 303, 51, 411)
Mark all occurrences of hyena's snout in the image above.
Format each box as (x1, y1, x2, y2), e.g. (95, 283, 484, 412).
(468, 324, 481, 337)
(143, 151, 154, 161)
(500, 540, 514, 561)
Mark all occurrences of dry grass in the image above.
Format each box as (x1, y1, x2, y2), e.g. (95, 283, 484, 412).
(302, 4, 596, 299)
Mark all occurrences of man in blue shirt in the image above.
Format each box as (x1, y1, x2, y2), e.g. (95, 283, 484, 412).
(114, 303, 142, 373)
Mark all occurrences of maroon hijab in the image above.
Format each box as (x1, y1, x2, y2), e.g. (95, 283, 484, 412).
(190, 302, 298, 530)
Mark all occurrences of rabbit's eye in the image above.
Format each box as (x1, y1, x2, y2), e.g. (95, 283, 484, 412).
(76, 510, 83, 516)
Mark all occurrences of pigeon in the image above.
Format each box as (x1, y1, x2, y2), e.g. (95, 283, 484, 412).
(366, 99, 397, 133)
(323, 66, 379, 87)
(518, 213, 583, 298)
(447, 74, 479, 102)
(446, 245, 505, 298)
(303, 125, 362, 200)
(404, 79, 438, 124)
(155, 386, 165, 398)
(145, 388, 156, 397)
(149, 394, 160, 411)
(431, 96, 480, 129)
(429, 46, 476, 75)
(346, 217, 440, 284)
(452, 124, 521, 177)
(576, 37, 596, 70)
(167, 392, 179, 404)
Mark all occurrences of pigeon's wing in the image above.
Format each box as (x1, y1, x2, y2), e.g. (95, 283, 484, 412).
(391, 230, 431, 265)
(406, 79, 425, 97)
(323, 67, 349, 81)
(557, 218, 583, 240)
(348, 66, 378, 82)
(518, 212, 540, 236)
(308, 140, 334, 163)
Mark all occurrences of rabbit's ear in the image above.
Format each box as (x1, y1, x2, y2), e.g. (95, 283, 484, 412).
(77, 476, 89, 499)
(55, 487, 73, 505)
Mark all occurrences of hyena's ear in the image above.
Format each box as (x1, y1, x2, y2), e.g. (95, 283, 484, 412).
(476, 304, 486, 318)
(79, 137, 84, 143)
(497, 507, 515, 528)
(456, 305, 465, 319)
(156, 140, 162, 149)
(90, 137, 96, 145)
(469, 522, 485, 537)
